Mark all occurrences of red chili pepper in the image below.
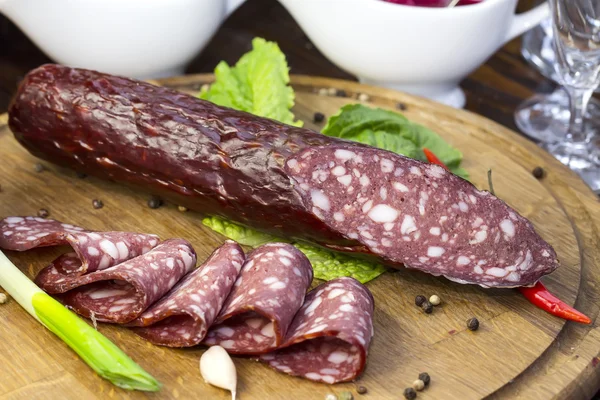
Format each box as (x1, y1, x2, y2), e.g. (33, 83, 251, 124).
(422, 148, 592, 325)
(518, 282, 591, 324)
(423, 148, 449, 171)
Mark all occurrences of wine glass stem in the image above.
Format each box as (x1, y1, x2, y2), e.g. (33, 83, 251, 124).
(565, 87, 593, 144)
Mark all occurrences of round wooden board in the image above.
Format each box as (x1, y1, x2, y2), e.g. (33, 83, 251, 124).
(0, 75, 599, 400)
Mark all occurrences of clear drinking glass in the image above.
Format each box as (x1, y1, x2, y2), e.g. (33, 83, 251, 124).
(516, 16, 600, 144)
(544, 0, 600, 191)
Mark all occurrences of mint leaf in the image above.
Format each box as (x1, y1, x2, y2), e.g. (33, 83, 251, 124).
(321, 104, 469, 180)
(199, 37, 302, 127)
(202, 216, 386, 284)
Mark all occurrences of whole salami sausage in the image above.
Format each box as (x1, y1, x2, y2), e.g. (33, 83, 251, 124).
(128, 241, 244, 347)
(8, 65, 559, 287)
(203, 243, 313, 354)
(36, 239, 197, 323)
(260, 277, 374, 384)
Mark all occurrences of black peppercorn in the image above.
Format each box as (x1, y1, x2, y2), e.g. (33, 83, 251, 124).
(357, 386, 368, 395)
(147, 196, 163, 209)
(414, 295, 427, 307)
(467, 317, 479, 331)
(313, 112, 325, 123)
(34, 163, 45, 173)
(37, 208, 49, 218)
(92, 199, 104, 209)
(397, 102, 407, 111)
(335, 89, 347, 97)
(403, 387, 417, 400)
(421, 301, 433, 314)
(418, 372, 430, 387)
(76, 171, 88, 179)
(532, 166, 545, 179)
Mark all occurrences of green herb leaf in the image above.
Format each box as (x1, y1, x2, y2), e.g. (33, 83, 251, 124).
(199, 37, 302, 127)
(321, 104, 469, 179)
(202, 216, 386, 284)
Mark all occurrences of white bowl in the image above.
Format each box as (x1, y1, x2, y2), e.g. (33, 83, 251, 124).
(0, 0, 244, 79)
(278, 0, 548, 108)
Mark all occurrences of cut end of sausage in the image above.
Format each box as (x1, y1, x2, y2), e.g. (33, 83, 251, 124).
(284, 145, 559, 288)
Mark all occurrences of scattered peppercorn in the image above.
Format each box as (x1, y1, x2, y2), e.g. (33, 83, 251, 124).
(92, 199, 104, 209)
(327, 87, 337, 96)
(358, 93, 370, 102)
(421, 301, 433, 314)
(418, 372, 430, 387)
(318, 88, 328, 96)
(76, 171, 88, 179)
(412, 379, 425, 391)
(34, 163, 45, 173)
(397, 102, 407, 110)
(0, 293, 7, 304)
(325, 393, 337, 400)
(37, 208, 49, 218)
(313, 112, 325, 123)
(532, 166, 545, 179)
(178, 205, 188, 212)
(357, 386, 368, 395)
(467, 317, 480, 331)
(147, 196, 163, 209)
(336, 89, 348, 97)
(403, 387, 417, 400)
(201, 84, 210, 93)
(415, 295, 426, 307)
(338, 391, 353, 400)
(429, 295, 441, 306)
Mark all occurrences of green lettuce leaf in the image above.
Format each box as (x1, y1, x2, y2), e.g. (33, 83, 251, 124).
(199, 37, 302, 127)
(202, 216, 386, 284)
(321, 104, 469, 179)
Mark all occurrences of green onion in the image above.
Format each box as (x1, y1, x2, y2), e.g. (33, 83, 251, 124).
(0, 250, 161, 391)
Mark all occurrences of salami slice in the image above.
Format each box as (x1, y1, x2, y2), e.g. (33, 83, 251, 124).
(0, 217, 160, 276)
(203, 243, 313, 354)
(260, 277, 374, 384)
(128, 241, 245, 347)
(285, 145, 559, 288)
(35, 239, 196, 323)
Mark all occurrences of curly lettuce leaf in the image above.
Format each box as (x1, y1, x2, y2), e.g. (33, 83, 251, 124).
(199, 37, 302, 127)
(321, 104, 469, 179)
(201, 216, 386, 284)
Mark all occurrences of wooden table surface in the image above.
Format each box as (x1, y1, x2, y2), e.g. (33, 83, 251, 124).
(0, 0, 553, 126)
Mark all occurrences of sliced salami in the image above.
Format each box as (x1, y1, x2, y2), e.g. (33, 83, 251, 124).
(0, 217, 159, 276)
(35, 239, 196, 323)
(260, 277, 374, 384)
(128, 241, 245, 347)
(203, 243, 313, 354)
(285, 145, 559, 288)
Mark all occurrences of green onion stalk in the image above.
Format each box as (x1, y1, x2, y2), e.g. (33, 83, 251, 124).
(0, 250, 161, 391)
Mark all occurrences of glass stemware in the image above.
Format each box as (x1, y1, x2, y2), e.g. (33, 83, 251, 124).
(543, 0, 600, 191)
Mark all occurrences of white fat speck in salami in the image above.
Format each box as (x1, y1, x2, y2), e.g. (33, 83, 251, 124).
(203, 243, 312, 354)
(35, 239, 195, 324)
(128, 243, 244, 346)
(284, 145, 559, 288)
(259, 277, 374, 384)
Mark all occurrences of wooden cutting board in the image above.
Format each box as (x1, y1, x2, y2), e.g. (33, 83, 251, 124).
(0, 75, 599, 400)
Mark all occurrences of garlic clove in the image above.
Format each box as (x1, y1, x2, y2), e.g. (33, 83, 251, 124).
(200, 345, 237, 400)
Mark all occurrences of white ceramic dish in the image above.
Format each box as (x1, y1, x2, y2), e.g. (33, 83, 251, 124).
(0, 0, 244, 79)
(278, 0, 549, 108)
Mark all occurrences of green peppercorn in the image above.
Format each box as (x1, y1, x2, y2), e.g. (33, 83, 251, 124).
(338, 391, 353, 400)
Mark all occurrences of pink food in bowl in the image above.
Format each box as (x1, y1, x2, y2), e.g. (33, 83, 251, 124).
(383, 0, 483, 7)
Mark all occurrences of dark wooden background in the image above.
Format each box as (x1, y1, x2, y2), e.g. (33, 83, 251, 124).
(0, 0, 553, 134)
